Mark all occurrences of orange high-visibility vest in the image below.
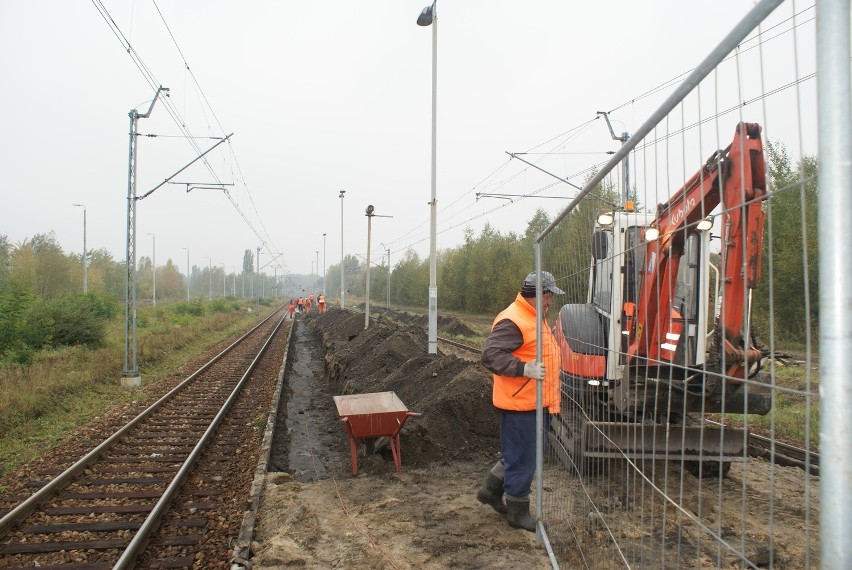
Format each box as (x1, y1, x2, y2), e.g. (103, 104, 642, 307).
(490, 293, 561, 413)
(318, 295, 325, 304)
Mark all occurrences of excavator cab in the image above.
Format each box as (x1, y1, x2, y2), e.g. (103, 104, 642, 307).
(552, 212, 759, 476)
(551, 123, 774, 477)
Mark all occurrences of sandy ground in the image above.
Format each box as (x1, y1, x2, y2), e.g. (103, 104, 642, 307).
(250, 308, 818, 570)
(252, 311, 551, 569)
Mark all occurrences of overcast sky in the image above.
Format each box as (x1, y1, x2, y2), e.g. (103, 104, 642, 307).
(0, 1, 816, 279)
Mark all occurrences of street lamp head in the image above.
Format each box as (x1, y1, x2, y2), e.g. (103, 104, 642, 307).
(72, 203, 85, 208)
(366, 204, 375, 216)
(417, 5, 434, 26)
(339, 190, 346, 198)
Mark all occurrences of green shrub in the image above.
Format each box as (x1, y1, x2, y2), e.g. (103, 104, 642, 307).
(175, 300, 204, 316)
(136, 313, 149, 328)
(0, 284, 33, 359)
(208, 299, 232, 314)
(78, 293, 118, 320)
(19, 300, 55, 349)
(30, 296, 107, 348)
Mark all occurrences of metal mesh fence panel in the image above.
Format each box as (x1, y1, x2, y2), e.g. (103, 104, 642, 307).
(525, 1, 841, 567)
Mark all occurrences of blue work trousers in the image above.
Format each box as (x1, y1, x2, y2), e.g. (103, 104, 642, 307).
(499, 409, 549, 498)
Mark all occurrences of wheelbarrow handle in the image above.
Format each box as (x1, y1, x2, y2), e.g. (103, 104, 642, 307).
(406, 412, 422, 418)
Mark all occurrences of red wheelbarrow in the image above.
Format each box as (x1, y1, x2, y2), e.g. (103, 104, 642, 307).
(332, 391, 420, 476)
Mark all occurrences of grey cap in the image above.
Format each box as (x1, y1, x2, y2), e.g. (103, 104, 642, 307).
(522, 271, 564, 295)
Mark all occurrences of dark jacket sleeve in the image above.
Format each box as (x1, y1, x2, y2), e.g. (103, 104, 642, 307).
(480, 319, 527, 377)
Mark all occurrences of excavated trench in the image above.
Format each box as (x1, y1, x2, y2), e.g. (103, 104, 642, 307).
(268, 319, 351, 480)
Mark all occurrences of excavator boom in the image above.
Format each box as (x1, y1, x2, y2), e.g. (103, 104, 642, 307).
(629, 123, 767, 378)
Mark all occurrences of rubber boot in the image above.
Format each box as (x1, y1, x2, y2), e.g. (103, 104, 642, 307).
(505, 495, 536, 532)
(476, 473, 508, 514)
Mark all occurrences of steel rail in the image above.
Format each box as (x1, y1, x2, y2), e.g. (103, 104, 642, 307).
(746, 431, 819, 475)
(703, 418, 819, 474)
(114, 311, 287, 569)
(0, 308, 283, 540)
(437, 336, 481, 354)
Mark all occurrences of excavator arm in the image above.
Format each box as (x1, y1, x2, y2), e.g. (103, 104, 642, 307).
(629, 122, 767, 380)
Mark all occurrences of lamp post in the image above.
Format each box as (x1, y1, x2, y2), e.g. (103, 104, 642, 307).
(364, 205, 393, 329)
(146, 233, 156, 306)
(206, 257, 212, 301)
(71, 204, 87, 293)
(339, 190, 346, 309)
(417, 2, 438, 354)
(181, 247, 192, 302)
(221, 264, 226, 298)
(381, 243, 391, 309)
(182, 248, 190, 300)
(322, 233, 327, 296)
(316, 250, 319, 291)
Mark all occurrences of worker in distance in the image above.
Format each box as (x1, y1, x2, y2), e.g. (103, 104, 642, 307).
(478, 271, 563, 531)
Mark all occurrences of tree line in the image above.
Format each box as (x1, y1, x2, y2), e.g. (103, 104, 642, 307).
(0, 238, 279, 363)
(327, 143, 817, 346)
(0, 141, 818, 362)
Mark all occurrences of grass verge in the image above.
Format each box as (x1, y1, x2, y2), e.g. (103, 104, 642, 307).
(0, 299, 270, 475)
(732, 362, 821, 450)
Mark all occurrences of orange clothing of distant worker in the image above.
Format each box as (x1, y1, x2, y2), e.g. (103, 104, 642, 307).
(489, 293, 561, 413)
(288, 301, 295, 316)
(318, 295, 326, 313)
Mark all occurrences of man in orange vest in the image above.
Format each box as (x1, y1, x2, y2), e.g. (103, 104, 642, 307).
(477, 271, 563, 532)
(288, 299, 296, 320)
(318, 294, 326, 314)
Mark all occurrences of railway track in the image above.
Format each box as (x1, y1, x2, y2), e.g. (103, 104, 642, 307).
(437, 336, 481, 354)
(747, 428, 819, 475)
(0, 308, 290, 569)
(437, 336, 819, 475)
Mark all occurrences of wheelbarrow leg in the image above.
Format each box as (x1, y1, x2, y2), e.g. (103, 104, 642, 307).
(348, 435, 359, 476)
(388, 433, 402, 471)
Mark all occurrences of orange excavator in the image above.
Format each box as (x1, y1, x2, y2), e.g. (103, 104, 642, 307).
(552, 123, 772, 476)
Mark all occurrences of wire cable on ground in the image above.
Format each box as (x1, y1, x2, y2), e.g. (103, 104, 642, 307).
(302, 413, 401, 570)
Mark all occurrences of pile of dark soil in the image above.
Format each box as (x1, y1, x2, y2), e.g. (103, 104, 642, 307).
(305, 309, 498, 467)
(357, 304, 479, 337)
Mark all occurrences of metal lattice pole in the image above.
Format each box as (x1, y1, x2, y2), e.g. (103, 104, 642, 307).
(123, 109, 139, 378)
(123, 87, 167, 381)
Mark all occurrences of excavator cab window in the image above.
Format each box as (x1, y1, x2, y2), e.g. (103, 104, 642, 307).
(671, 233, 701, 365)
(591, 229, 614, 313)
(623, 226, 645, 306)
(621, 226, 646, 360)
